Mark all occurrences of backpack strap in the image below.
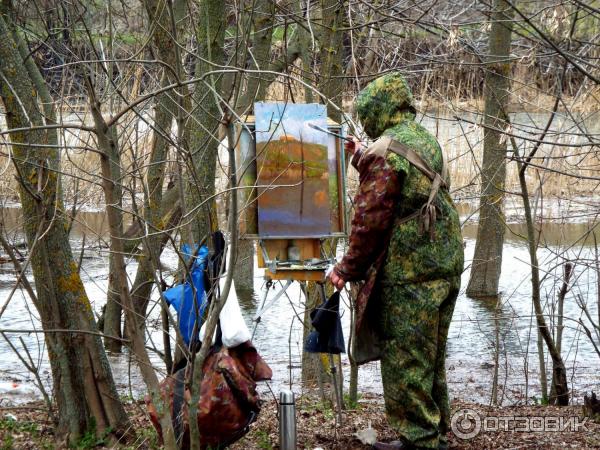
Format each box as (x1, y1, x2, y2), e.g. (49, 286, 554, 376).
(378, 136, 448, 240)
(384, 136, 447, 190)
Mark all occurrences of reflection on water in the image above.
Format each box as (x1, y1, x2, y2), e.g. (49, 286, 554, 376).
(1, 200, 599, 406)
(458, 196, 600, 247)
(463, 220, 600, 247)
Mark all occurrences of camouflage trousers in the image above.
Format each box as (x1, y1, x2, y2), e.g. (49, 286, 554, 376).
(379, 277, 460, 449)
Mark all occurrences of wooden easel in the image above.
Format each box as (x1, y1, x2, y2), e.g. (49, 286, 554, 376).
(257, 238, 327, 282)
(232, 106, 347, 422)
(252, 250, 344, 425)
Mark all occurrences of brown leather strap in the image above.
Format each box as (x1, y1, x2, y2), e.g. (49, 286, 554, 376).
(382, 136, 448, 240)
(384, 136, 447, 189)
(396, 210, 420, 226)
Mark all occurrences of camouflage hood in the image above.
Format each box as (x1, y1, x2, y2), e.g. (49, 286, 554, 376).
(355, 72, 416, 139)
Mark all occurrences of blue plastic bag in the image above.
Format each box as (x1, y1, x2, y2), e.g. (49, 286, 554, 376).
(163, 244, 209, 346)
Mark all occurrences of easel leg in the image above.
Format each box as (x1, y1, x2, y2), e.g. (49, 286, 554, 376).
(252, 279, 272, 340)
(317, 282, 344, 425)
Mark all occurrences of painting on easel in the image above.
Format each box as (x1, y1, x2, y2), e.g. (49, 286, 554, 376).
(255, 103, 331, 237)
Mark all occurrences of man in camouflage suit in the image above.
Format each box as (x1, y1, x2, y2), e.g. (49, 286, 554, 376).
(329, 73, 464, 450)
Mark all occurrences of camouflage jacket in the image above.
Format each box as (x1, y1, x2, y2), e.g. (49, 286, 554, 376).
(333, 73, 464, 363)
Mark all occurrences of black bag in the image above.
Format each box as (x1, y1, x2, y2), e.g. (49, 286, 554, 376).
(305, 291, 345, 354)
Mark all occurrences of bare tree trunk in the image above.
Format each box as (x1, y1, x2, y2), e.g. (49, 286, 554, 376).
(555, 262, 573, 356)
(301, 282, 326, 387)
(104, 244, 124, 353)
(167, 0, 226, 373)
(298, 0, 315, 103)
(550, 262, 573, 400)
(466, 0, 514, 298)
(233, 240, 255, 291)
(120, 0, 188, 366)
(88, 89, 178, 448)
(189, 114, 238, 450)
(537, 328, 548, 403)
(595, 233, 600, 330)
(491, 301, 500, 405)
(319, 0, 346, 122)
(239, 0, 275, 109)
(234, 0, 276, 291)
(186, 0, 226, 245)
(0, 13, 128, 444)
(128, 0, 182, 329)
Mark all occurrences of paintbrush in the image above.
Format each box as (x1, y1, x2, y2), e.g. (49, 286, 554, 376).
(307, 123, 353, 142)
(308, 122, 371, 147)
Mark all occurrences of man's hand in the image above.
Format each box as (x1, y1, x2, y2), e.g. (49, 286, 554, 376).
(329, 269, 346, 291)
(344, 135, 363, 155)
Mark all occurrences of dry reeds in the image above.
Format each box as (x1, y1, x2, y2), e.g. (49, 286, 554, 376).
(426, 109, 600, 199)
(1, 99, 597, 210)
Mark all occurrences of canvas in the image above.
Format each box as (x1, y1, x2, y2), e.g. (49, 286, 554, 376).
(327, 133, 342, 233)
(255, 103, 331, 237)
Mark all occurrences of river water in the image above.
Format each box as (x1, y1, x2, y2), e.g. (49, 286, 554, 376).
(1, 196, 599, 407)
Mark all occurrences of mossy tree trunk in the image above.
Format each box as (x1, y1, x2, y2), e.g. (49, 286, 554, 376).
(234, 0, 276, 292)
(185, 0, 226, 246)
(0, 12, 128, 444)
(466, 0, 514, 299)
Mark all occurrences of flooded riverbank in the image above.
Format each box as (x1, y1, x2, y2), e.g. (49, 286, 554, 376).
(1, 196, 599, 407)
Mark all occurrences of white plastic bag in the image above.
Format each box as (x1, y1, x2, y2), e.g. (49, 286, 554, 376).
(199, 277, 251, 348)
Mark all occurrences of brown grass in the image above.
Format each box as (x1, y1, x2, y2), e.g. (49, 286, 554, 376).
(427, 108, 600, 198)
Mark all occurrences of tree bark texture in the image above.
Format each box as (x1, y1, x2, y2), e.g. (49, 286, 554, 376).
(127, 0, 184, 338)
(234, 0, 276, 291)
(89, 95, 178, 448)
(104, 254, 123, 352)
(466, 0, 514, 299)
(319, 0, 346, 122)
(509, 133, 569, 405)
(240, 0, 276, 109)
(0, 13, 128, 443)
(186, 0, 226, 245)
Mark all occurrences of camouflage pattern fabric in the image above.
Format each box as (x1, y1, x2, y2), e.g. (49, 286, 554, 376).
(380, 277, 460, 449)
(334, 72, 464, 448)
(355, 72, 417, 139)
(145, 341, 272, 449)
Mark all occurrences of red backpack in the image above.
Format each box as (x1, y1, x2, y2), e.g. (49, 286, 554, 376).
(146, 341, 272, 449)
